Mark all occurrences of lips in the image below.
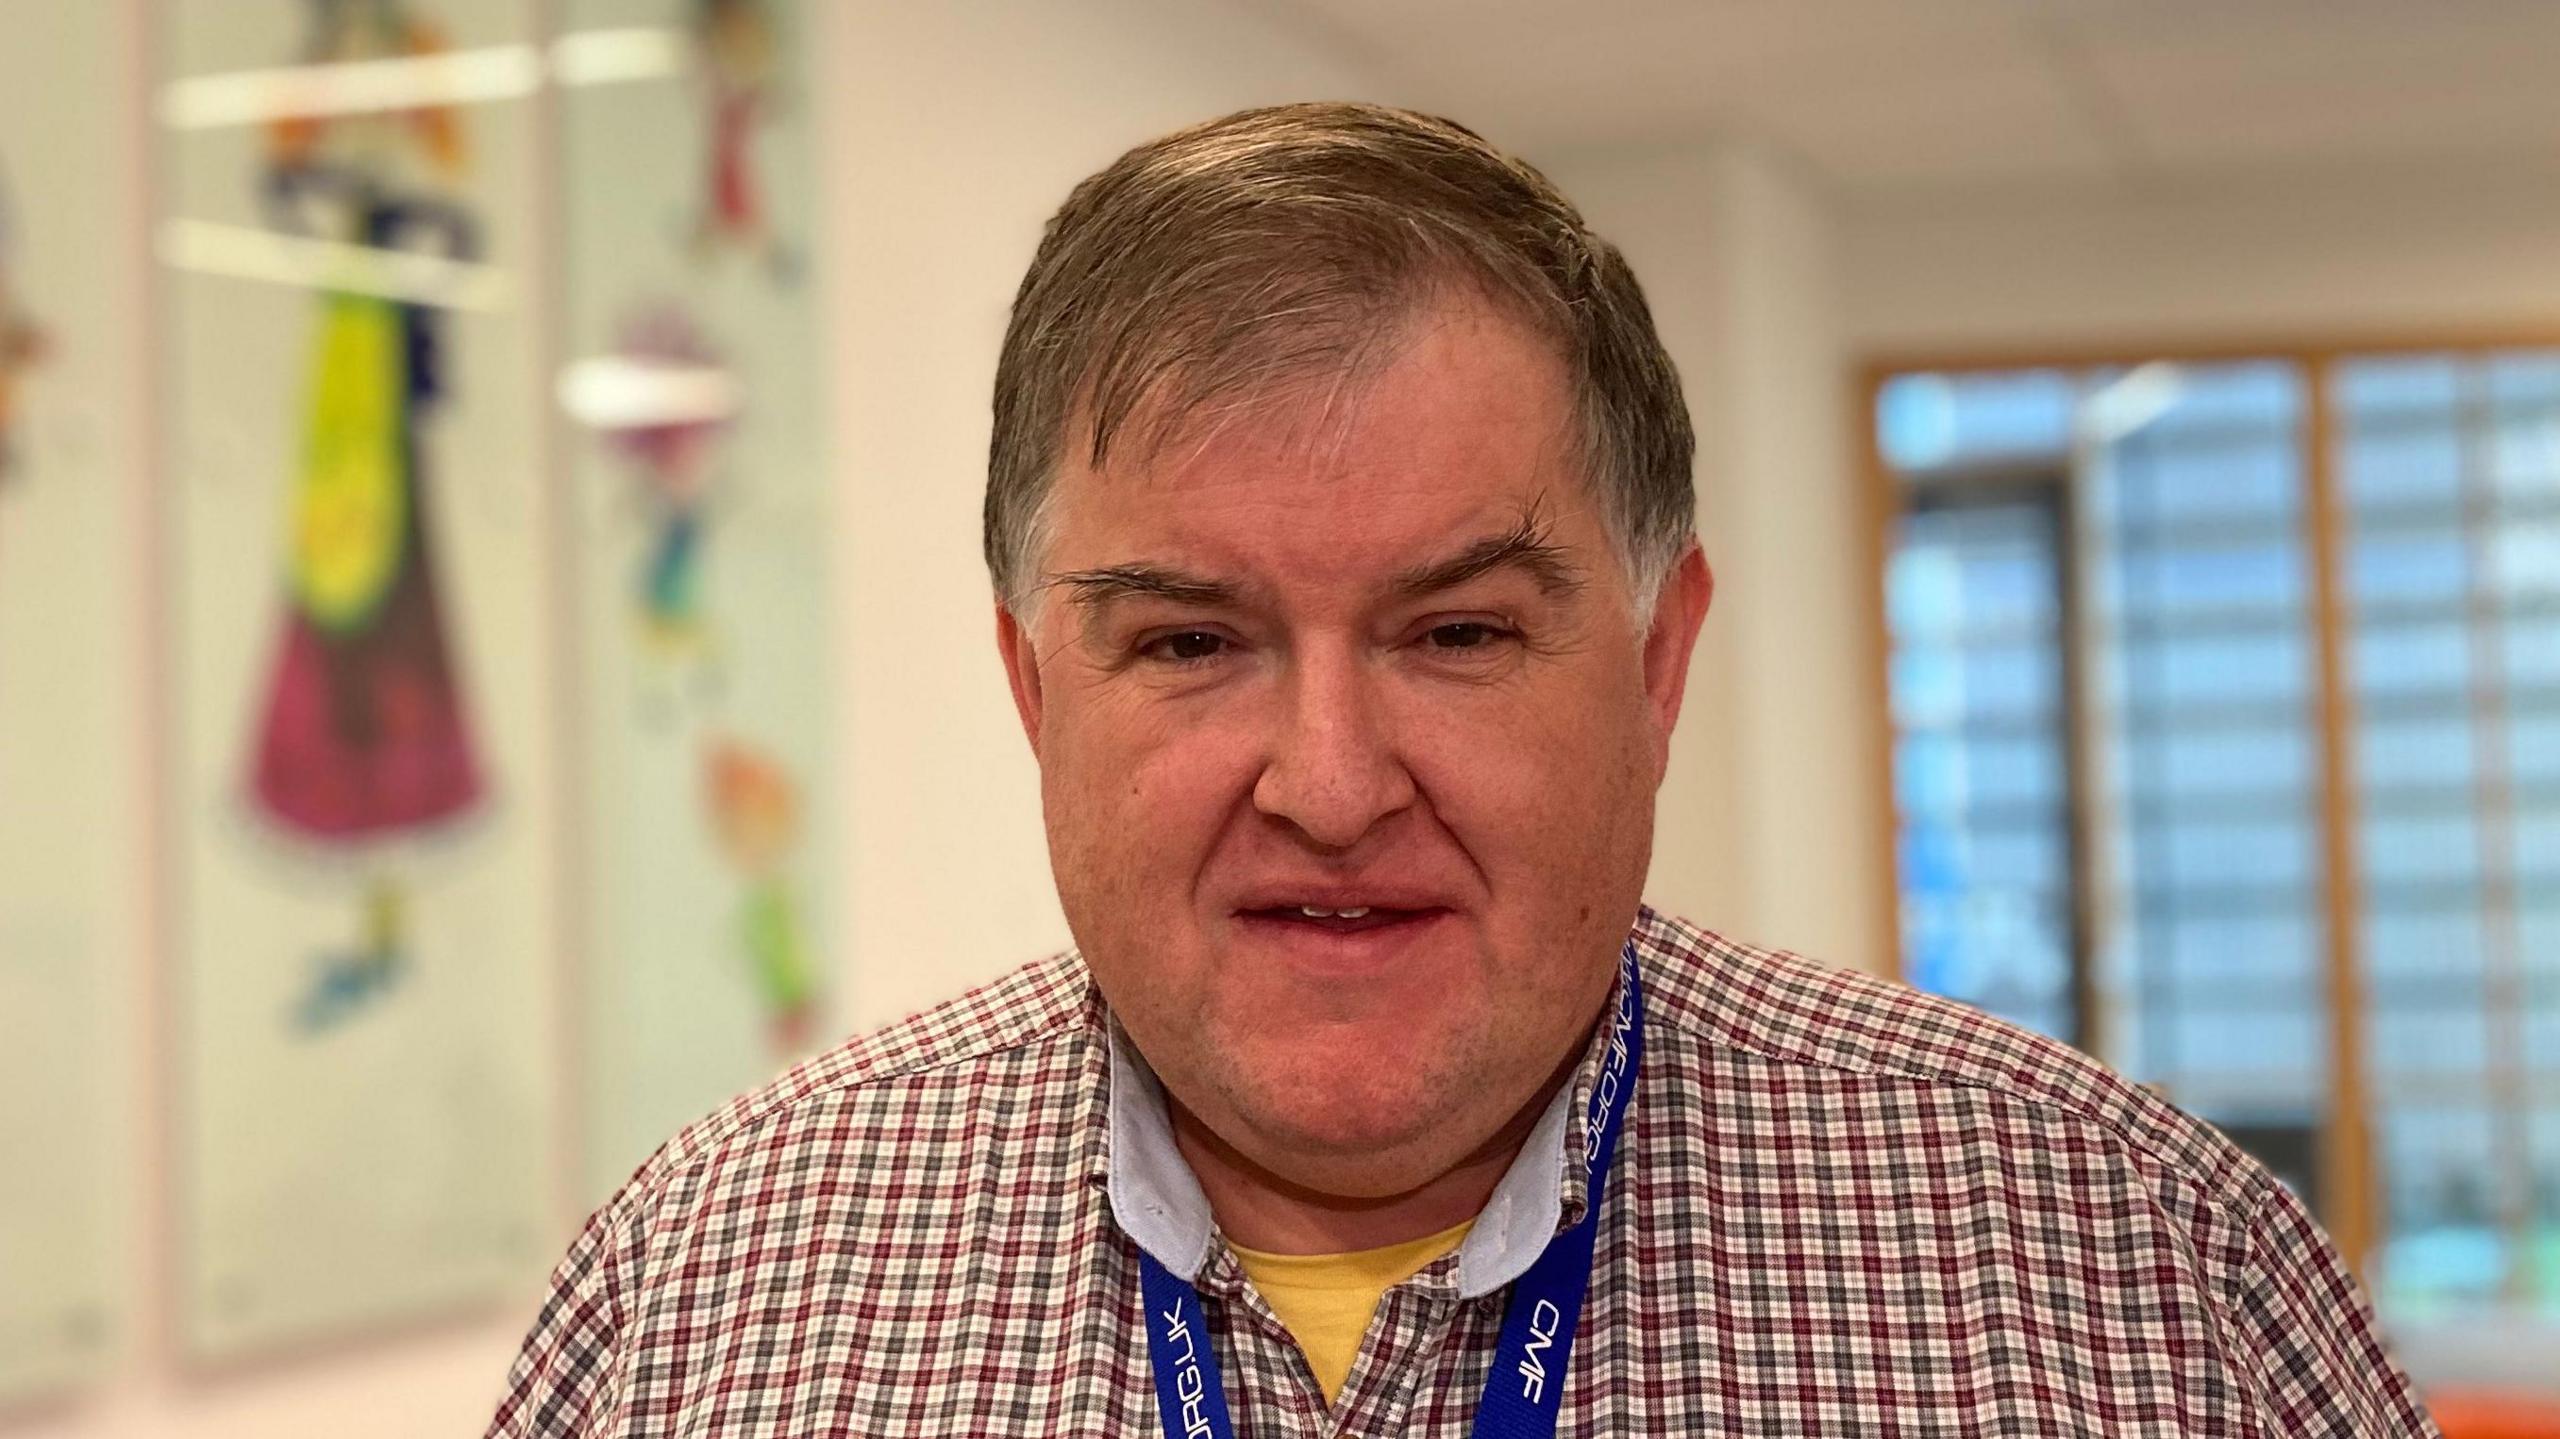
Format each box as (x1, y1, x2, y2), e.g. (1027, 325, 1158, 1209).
(1228, 879, 1458, 955)
(1231, 883, 1457, 916)
(1226, 879, 1460, 958)
(1240, 905, 1434, 933)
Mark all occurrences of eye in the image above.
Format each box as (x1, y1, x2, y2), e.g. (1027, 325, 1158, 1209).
(1425, 621, 1511, 651)
(1138, 630, 1230, 665)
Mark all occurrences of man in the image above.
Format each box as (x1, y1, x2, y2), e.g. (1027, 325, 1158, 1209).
(490, 103, 2434, 1436)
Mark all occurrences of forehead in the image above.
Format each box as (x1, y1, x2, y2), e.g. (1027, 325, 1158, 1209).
(1043, 300, 1597, 588)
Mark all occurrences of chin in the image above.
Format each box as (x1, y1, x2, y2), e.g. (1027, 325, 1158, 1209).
(1234, 1112, 1468, 1200)
(1214, 1039, 1484, 1185)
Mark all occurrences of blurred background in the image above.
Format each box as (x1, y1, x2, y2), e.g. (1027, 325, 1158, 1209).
(0, 0, 2554, 1433)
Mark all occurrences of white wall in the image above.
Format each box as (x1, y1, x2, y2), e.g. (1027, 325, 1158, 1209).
(1555, 142, 1888, 977)
(1842, 162, 2560, 353)
(827, 0, 1389, 1030)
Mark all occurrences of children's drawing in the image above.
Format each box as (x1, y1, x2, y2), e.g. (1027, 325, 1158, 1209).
(702, 736, 818, 1057)
(243, 0, 485, 1034)
(691, 0, 794, 279)
(603, 303, 732, 712)
(0, 167, 49, 487)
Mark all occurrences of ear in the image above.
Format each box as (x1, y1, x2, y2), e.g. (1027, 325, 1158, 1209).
(1640, 542, 1714, 765)
(995, 599, 1046, 759)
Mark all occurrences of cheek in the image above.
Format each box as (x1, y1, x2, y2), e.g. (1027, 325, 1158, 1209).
(1395, 670, 1654, 863)
(1041, 684, 1263, 904)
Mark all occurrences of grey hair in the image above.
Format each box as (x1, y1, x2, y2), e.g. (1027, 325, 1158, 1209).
(984, 101, 1695, 616)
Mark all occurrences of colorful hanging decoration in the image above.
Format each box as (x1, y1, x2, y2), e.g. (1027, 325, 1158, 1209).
(702, 735, 818, 1056)
(244, 0, 486, 1034)
(691, 0, 794, 279)
(603, 303, 732, 709)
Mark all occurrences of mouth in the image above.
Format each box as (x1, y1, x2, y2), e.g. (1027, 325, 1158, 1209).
(1236, 904, 1446, 935)
(1229, 904, 1459, 977)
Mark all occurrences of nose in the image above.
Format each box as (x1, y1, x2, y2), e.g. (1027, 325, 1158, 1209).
(1251, 642, 1416, 850)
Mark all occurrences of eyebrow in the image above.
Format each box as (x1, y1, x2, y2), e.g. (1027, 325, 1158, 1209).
(1045, 564, 1242, 612)
(1040, 507, 1587, 618)
(1393, 510, 1586, 601)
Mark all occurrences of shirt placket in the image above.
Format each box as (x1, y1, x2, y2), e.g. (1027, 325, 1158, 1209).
(1197, 1245, 1490, 1439)
(1325, 1277, 1477, 1437)
(1195, 1245, 1332, 1436)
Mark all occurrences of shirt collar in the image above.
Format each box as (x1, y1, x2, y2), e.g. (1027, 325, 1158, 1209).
(1101, 956, 1629, 1300)
(1104, 1020, 1220, 1281)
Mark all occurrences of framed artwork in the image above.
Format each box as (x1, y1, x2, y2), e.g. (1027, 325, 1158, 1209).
(0, 0, 141, 1405)
(160, 0, 560, 1361)
(557, 0, 837, 1201)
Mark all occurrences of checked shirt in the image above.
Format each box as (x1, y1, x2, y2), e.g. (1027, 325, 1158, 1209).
(488, 907, 2438, 1436)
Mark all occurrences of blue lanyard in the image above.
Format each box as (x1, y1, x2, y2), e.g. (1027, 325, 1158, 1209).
(1138, 944, 1643, 1438)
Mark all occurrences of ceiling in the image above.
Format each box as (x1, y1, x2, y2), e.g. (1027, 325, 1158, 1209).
(1251, 0, 2560, 195)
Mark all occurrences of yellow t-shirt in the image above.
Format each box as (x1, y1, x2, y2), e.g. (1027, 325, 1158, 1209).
(1229, 1218, 1475, 1405)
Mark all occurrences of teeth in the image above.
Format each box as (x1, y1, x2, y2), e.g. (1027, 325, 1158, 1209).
(1296, 905, 1372, 919)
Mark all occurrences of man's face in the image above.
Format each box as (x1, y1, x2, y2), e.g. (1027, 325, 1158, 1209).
(997, 295, 1709, 1197)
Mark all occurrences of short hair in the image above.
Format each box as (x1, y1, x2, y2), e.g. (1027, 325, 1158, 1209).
(984, 101, 1695, 614)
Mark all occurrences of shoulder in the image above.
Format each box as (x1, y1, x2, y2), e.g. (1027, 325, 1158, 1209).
(608, 951, 1104, 1222)
(1628, 909, 2434, 1430)
(1632, 906, 2273, 1215)
(489, 956, 1106, 1434)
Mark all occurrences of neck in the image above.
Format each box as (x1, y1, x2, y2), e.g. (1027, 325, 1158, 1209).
(1168, 1065, 1569, 1258)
